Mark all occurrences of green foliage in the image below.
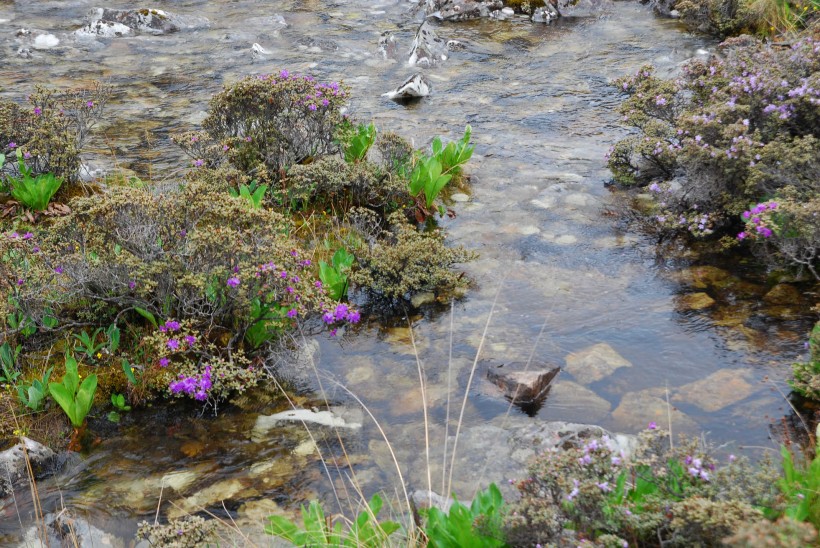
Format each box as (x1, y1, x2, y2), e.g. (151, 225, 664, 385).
(121, 358, 139, 386)
(48, 354, 98, 428)
(244, 299, 290, 349)
(409, 156, 452, 212)
(791, 321, 820, 400)
(4, 149, 63, 211)
(107, 392, 131, 423)
(16, 366, 52, 411)
(423, 483, 508, 548)
(229, 180, 268, 210)
(0, 342, 22, 386)
(319, 247, 355, 300)
(73, 328, 106, 360)
(265, 493, 401, 547)
(431, 125, 474, 177)
(344, 123, 377, 164)
(776, 444, 820, 530)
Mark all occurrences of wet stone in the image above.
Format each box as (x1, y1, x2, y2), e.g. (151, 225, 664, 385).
(611, 389, 698, 433)
(546, 381, 612, 423)
(672, 368, 757, 412)
(486, 361, 560, 414)
(673, 266, 732, 289)
(763, 283, 802, 305)
(564, 342, 632, 385)
(676, 292, 716, 310)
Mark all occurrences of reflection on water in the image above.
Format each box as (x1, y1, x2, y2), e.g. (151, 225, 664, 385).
(1, 0, 816, 542)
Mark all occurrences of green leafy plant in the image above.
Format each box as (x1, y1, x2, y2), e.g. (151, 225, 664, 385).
(775, 444, 820, 530)
(16, 366, 53, 411)
(121, 358, 139, 386)
(431, 125, 474, 177)
(73, 328, 105, 360)
(319, 247, 355, 301)
(229, 180, 268, 210)
(0, 342, 22, 386)
(105, 323, 120, 354)
(107, 392, 131, 423)
(791, 320, 820, 400)
(244, 299, 290, 349)
(409, 156, 452, 212)
(344, 122, 377, 163)
(5, 149, 64, 211)
(265, 493, 400, 547)
(422, 483, 508, 548)
(48, 354, 97, 428)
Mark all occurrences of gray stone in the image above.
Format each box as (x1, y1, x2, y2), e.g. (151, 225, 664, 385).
(383, 74, 431, 101)
(428, 0, 505, 21)
(486, 361, 560, 407)
(0, 437, 56, 497)
(408, 21, 450, 67)
(546, 381, 612, 422)
(411, 490, 457, 513)
(564, 343, 632, 385)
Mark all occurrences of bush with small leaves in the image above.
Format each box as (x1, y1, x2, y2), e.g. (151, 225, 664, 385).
(351, 212, 476, 302)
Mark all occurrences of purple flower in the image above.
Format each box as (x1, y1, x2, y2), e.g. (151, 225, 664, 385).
(8, 142, 17, 149)
(309, 104, 317, 111)
(728, 454, 736, 463)
(222, 144, 229, 151)
(159, 357, 170, 367)
(287, 308, 298, 318)
(322, 311, 335, 324)
(346, 310, 361, 323)
(597, 481, 611, 492)
(23, 152, 32, 160)
(17, 278, 24, 286)
(329, 328, 338, 337)
(167, 339, 180, 350)
(194, 159, 204, 167)
(129, 280, 137, 290)
(737, 231, 747, 240)
(334, 303, 349, 321)
(227, 277, 240, 288)
(86, 101, 94, 108)
(184, 335, 196, 346)
(33, 107, 42, 116)
(22, 232, 33, 240)
(54, 266, 64, 274)
(314, 280, 323, 288)
(164, 320, 181, 331)
(648, 421, 657, 430)
(280, 69, 290, 79)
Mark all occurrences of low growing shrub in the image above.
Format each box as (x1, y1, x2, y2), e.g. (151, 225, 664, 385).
(607, 27, 820, 277)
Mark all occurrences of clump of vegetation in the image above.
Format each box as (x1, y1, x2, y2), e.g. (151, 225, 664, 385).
(351, 212, 477, 302)
(265, 493, 401, 546)
(137, 516, 217, 547)
(0, 82, 110, 186)
(422, 483, 508, 547)
(607, 27, 820, 277)
(792, 320, 820, 399)
(173, 71, 349, 178)
(505, 426, 783, 546)
(647, 0, 819, 38)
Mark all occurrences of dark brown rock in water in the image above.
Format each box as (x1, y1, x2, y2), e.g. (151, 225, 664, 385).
(487, 362, 560, 414)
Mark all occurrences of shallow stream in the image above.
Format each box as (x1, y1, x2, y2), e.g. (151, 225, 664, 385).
(1, 0, 816, 544)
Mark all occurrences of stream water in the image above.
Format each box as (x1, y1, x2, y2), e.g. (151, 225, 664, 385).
(1, 0, 817, 544)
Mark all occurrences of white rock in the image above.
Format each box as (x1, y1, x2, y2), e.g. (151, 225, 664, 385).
(383, 73, 431, 100)
(32, 34, 59, 49)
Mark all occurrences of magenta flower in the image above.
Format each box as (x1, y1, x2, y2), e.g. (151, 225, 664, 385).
(167, 339, 180, 350)
(86, 101, 94, 108)
(227, 277, 240, 288)
(287, 308, 298, 318)
(22, 232, 33, 240)
(737, 232, 747, 240)
(648, 421, 657, 430)
(164, 320, 181, 331)
(347, 310, 361, 323)
(33, 107, 42, 115)
(54, 266, 64, 274)
(194, 159, 204, 167)
(184, 335, 196, 346)
(159, 357, 170, 367)
(129, 280, 137, 290)
(8, 142, 17, 149)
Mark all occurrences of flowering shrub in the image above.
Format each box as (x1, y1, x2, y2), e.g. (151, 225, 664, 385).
(173, 71, 349, 178)
(608, 28, 820, 277)
(505, 426, 781, 546)
(0, 82, 110, 185)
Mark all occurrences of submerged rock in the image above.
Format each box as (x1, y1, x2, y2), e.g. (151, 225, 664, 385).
(408, 21, 450, 67)
(672, 368, 757, 412)
(383, 73, 431, 101)
(532, 4, 560, 22)
(612, 389, 698, 433)
(676, 292, 716, 310)
(252, 407, 363, 441)
(564, 342, 632, 385)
